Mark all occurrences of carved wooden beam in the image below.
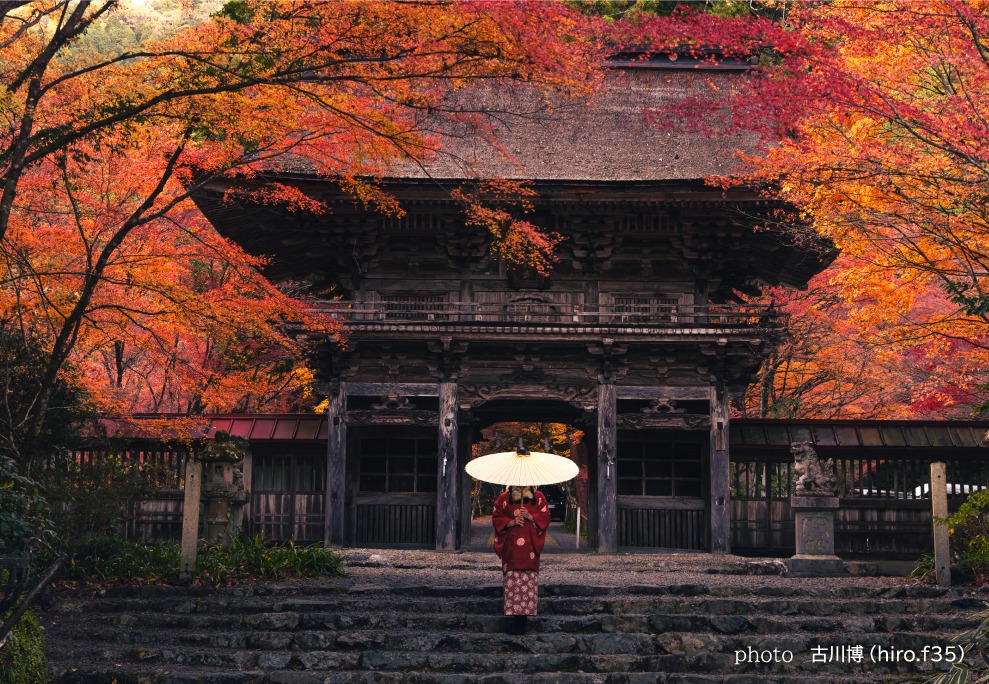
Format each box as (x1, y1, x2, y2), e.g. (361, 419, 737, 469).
(346, 410, 439, 427)
(347, 382, 439, 397)
(614, 386, 710, 401)
(458, 382, 597, 410)
(616, 414, 711, 430)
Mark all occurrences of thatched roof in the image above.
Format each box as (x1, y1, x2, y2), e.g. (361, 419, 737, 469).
(271, 64, 756, 182)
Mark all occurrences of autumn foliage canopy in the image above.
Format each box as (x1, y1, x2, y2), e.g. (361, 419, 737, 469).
(632, 0, 989, 418)
(5, 0, 989, 471)
(0, 0, 602, 463)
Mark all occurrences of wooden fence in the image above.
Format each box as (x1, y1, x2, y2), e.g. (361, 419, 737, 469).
(56, 427, 989, 556)
(53, 447, 190, 542)
(54, 447, 188, 489)
(730, 455, 989, 558)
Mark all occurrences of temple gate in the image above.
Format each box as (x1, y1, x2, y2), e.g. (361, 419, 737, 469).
(193, 55, 833, 552)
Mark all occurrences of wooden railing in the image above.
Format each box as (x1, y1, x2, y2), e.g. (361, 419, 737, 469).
(319, 301, 785, 330)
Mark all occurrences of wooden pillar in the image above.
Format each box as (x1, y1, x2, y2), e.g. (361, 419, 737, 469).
(324, 381, 347, 547)
(585, 426, 598, 550)
(596, 382, 617, 552)
(436, 381, 459, 551)
(179, 457, 202, 579)
(930, 461, 951, 587)
(709, 385, 730, 553)
(458, 418, 474, 549)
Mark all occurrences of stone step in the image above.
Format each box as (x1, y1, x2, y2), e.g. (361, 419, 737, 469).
(52, 581, 980, 603)
(54, 666, 930, 684)
(52, 607, 979, 649)
(50, 641, 955, 682)
(49, 609, 980, 651)
(47, 629, 959, 673)
(45, 579, 981, 684)
(51, 593, 985, 620)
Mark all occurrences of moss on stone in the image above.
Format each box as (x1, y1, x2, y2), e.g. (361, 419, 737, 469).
(0, 610, 47, 684)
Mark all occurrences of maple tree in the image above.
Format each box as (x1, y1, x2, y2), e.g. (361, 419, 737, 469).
(634, 1, 989, 417)
(741, 283, 933, 419)
(0, 0, 602, 469)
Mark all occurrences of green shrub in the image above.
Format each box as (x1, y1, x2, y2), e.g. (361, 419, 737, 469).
(930, 602, 989, 683)
(913, 490, 989, 585)
(941, 489, 989, 583)
(196, 534, 343, 585)
(0, 454, 48, 559)
(44, 533, 342, 586)
(909, 553, 936, 583)
(45, 535, 180, 584)
(0, 610, 47, 684)
(561, 516, 589, 539)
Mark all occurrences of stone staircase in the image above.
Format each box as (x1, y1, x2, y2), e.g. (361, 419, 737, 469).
(42, 575, 988, 684)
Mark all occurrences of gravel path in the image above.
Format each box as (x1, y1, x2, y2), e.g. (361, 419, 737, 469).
(468, 517, 582, 551)
(334, 547, 918, 594)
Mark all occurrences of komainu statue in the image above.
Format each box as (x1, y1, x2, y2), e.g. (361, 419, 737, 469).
(791, 441, 836, 495)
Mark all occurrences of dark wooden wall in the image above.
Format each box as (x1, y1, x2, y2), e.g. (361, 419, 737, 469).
(249, 445, 326, 543)
(345, 427, 439, 548)
(614, 431, 709, 551)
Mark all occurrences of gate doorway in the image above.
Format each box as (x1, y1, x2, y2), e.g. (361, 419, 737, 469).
(465, 420, 586, 553)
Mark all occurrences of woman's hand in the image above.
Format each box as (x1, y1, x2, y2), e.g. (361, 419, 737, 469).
(519, 507, 534, 522)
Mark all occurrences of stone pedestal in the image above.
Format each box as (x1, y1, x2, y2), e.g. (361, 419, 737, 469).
(787, 496, 846, 576)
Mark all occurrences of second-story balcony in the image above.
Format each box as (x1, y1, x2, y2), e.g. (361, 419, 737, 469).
(317, 299, 785, 339)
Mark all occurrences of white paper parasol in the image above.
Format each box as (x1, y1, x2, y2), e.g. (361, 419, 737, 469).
(465, 448, 579, 486)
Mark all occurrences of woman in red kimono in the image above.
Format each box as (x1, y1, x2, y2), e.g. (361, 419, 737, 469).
(492, 485, 552, 635)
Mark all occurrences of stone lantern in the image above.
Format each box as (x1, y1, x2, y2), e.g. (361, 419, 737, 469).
(199, 430, 249, 544)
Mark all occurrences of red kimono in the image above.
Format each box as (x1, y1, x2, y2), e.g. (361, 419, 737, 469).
(492, 488, 552, 616)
